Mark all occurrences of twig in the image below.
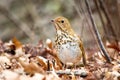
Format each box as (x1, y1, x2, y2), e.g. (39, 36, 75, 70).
(47, 70, 87, 76)
(93, 0, 107, 36)
(73, 0, 100, 50)
(73, 0, 100, 64)
(84, 0, 111, 63)
(98, 0, 118, 44)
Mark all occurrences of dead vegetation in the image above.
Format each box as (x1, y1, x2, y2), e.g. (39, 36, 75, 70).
(0, 38, 119, 80)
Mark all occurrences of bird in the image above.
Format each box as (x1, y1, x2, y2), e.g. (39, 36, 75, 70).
(51, 16, 86, 66)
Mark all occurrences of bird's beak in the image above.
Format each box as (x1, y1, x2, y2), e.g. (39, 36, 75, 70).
(51, 19, 54, 23)
(51, 19, 58, 30)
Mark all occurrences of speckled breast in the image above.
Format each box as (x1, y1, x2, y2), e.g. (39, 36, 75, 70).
(54, 30, 82, 64)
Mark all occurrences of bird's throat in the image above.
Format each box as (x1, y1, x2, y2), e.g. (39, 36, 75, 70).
(56, 30, 62, 35)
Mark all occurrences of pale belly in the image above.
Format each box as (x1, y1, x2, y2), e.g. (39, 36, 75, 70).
(56, 42, 82, 64)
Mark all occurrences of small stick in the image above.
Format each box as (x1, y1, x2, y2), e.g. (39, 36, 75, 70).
(93, 0, 107, 35)
(47, 70, 87, 76)
(98, 0, 118, 46)
(84, 0, 111, 63)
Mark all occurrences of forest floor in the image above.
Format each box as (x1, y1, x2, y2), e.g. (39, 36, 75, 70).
(0, 38, 119, 80)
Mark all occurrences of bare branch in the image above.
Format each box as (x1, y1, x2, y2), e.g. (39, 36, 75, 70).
(47, 70, 87, 76)
(84, 0, 111, 63)
(93, 0, 107, 36)
(98, 0, 118, 44)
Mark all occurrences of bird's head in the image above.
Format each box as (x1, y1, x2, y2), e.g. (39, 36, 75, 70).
(51, 16, 74, 35)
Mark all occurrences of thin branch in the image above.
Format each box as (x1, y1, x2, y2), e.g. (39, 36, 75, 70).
(73, 0, 100, 48)
(98, 0, 118, 44)
(47, 70, 87, 76)
(93, 0, 107, 36)
(84, 0, 111, 63)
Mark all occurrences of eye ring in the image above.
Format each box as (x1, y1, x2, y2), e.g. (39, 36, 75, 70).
(61, 20, 64, 23)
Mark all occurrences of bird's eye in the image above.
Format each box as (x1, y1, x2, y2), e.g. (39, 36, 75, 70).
(61, 20, 64, 23)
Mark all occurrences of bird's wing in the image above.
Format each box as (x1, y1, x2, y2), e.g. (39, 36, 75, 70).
(78, 37, 87, 65)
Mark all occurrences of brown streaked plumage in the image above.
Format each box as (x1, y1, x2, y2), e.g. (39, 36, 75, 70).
(51, 16, 86, 65)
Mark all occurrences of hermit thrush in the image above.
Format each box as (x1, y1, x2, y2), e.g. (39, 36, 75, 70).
(51, 16, 86, 66)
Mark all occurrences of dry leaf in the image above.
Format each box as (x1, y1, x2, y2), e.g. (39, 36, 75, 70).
(12, 37, 22, 49)
(46, 39, 53, 49)
(19, 58, 44, 75)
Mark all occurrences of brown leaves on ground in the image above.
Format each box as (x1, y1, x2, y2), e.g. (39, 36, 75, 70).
(0, 38, 119, 80)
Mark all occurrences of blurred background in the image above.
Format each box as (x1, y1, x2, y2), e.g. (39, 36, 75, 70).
(0, 0, 119, 50)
